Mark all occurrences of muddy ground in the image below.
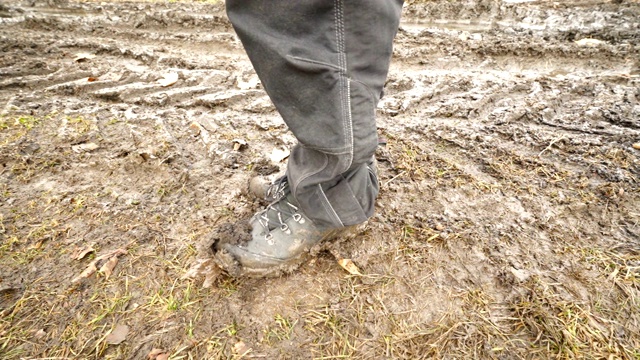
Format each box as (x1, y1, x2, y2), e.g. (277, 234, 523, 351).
(0, 0, 639, 358)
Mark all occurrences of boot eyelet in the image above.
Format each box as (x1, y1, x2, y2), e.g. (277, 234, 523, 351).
(292, 214, 304, 223)
(265, 233, 274, 245)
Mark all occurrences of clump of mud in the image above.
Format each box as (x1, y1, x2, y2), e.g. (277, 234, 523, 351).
(210, 222, 252, 249)
(251, 158, 280, 176)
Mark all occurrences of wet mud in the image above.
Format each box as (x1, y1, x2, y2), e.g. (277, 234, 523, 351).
(0, 0, 639, 358)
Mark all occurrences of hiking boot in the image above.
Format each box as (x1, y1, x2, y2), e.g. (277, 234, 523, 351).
(248, 175, 289, 203)
(212, 191, 365, 277)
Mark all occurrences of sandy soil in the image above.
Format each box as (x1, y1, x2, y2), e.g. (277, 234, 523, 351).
(0, 0, 639, 359)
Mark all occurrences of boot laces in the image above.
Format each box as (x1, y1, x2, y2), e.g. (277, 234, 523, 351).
(264, 176, 289, 201)
(258, 196, 306, 243)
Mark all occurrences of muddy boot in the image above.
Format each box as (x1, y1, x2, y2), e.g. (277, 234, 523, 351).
(248, 175, 288, 203)
(213, 191, 365, 277)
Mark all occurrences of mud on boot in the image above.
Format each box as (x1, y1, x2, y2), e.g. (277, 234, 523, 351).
(248, 174, 289, 203)
(211, 191, 367, 278)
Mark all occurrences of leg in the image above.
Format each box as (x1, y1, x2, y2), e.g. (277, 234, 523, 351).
(214, 0, 404, 276)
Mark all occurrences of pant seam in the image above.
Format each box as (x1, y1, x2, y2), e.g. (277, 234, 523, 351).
(346, 78, 354, 166)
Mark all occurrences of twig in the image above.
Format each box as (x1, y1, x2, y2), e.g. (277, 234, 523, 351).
(538, 135, 565, 157)
(383, 170, 406, 188)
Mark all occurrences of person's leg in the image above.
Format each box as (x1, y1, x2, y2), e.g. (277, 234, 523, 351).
(214, 0, 404, 276)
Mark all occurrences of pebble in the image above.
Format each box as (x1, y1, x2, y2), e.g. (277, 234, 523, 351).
(633, 143, 640, 150)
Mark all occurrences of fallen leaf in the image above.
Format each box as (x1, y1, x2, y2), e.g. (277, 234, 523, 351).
(157, 354, 169, 360)
(158, 72, 179, 87)
(75, 53, 96, 62)
(574, 38, 606, 47)
(72, 142, 99, 153)
(99, 256, 119, 279)
(633, 143, 640, 150)
(338, 258, 363, 276)
(73, 245, 95, 260)
(182, 258, 210, 280)
(87, 77, 98, 82)
(71, 261, 97, 283)
(72, 248, 127, 283)
(105, 324, 129, 345)
(182, 259, 222, 288)
(202, 270, 222, 289)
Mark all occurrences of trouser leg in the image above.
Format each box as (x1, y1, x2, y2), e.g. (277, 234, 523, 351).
(226, 0, 403, 228)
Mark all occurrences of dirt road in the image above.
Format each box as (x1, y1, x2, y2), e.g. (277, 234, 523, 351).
(1, 0, 639, 358)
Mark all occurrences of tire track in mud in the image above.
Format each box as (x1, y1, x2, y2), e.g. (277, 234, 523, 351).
(1, 2, 254, 113)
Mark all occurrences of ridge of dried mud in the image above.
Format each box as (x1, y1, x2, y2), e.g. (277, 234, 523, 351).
(0, 0, 639, 359)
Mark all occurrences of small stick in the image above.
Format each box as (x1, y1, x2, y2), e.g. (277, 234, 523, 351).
(383, 170, 406, 188)
(538, 135, 565, 157)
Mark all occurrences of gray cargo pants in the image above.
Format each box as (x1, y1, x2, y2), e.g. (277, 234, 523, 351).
(226, 0, 404, 228)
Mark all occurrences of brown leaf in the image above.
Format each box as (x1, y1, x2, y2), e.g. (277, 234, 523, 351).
(71, 261, 97, 283)
(99, 256, 119, 279)
(182, 259, 222, 288)
(156, 354, 169, 360)
(72, 248, 127, 283)
(73, 245, 95, 260)
(105, 324, 129, 345)
(87, 77, 98, 82)
(338, 258, 363, 276)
